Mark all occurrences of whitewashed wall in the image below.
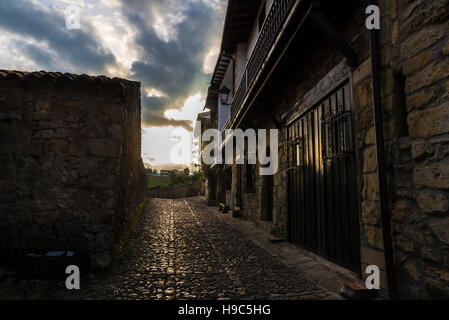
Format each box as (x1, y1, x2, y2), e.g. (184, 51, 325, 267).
(218, 60, 233, 132)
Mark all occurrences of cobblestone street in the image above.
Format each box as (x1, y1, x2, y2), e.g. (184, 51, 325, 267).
(0, 198, 338, 300)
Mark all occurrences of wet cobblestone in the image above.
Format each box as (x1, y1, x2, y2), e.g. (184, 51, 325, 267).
(0, 198, 333, 300)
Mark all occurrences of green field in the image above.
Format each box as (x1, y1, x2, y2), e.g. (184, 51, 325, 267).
(147, 175, 171, 190)
(147, 172, 202, 190)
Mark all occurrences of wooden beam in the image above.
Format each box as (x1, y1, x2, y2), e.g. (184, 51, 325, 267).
(256, 102, 281, 129)
(309, 6, 358, 68)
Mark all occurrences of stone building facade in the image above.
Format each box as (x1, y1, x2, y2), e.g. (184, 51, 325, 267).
(203, 0, 449, 299)
(0, 70, 147, 268)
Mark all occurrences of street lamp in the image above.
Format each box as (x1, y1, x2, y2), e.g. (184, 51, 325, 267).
(219, 86, 231, 106)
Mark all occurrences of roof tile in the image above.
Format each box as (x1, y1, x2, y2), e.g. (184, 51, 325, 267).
(0, 69, 139, 86)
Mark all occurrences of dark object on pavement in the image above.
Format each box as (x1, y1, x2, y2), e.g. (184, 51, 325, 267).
(340, 282, 379, 300)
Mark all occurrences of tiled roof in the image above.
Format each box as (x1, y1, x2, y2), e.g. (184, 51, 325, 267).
(0, 70, 140, 86)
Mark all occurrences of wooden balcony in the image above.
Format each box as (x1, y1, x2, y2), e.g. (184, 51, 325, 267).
(229, 0, 296, 126)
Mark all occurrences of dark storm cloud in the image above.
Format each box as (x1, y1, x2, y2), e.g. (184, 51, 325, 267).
(141, 95, 193, 131)
(120, 0, 226, 129)
(0, 0, 116, 74)
(15, 42, 54, 67)
(0, 0, 226, 130)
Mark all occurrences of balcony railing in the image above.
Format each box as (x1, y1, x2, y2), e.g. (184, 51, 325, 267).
(230, 0, 296, 124)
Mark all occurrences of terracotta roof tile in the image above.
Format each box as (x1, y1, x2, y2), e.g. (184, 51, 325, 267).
(0, 69, 140, 86)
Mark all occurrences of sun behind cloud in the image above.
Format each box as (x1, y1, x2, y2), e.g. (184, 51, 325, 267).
(142, 93, 206, 167)
(0, 0, 226, 166)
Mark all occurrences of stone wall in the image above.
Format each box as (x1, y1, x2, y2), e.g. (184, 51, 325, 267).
(0, 70, 147, 269)
(218, 0, 449, 299)
(380, 0, 449, 299)
(345, 0, 449, 298)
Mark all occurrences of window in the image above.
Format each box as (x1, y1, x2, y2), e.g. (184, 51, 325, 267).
(246, 164, 256, 193)
(258, 2, 266, 32)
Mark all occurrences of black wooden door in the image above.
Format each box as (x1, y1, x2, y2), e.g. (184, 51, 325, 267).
(287, 80, 360, 272)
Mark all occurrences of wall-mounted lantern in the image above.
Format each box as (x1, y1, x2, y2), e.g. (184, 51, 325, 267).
(219, 86, 231, 106)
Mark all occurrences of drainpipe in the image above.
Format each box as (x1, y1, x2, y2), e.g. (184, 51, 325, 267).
(366, 0, 398, 300)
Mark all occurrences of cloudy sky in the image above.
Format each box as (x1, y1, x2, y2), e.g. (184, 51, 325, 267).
(0, 0, 226, 169)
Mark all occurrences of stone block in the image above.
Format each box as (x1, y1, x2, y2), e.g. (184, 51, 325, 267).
(392, 200, 413, 223)
(443, 41, 449, 56)
(96, 232, 113, 252)
(396, 234, 415, 253)
(414, 162, 449, 189)
(408, 102, 449, 138)
(404, 228, 426, 246)
(429, 217, 449, 245)
(87, 224, 114, 233)
(364, 225, 384, 250)
(68, 142, 87, 157)
(353, 79, 372, 109)
(423, 265, 449, 282)
(363, 146, 377, 173)
(91, 251, 112, 269)
(391, 0, 397, 19)
(417, 189, 449, 214)
(400, 23, 445, 59)
(24, 142, 43, 156)
(360, 247, 386, 270)
(353, 59, 371, 85)
(378, 18, 391, 47)
(426, 280, 449, 299)
(405, 59, 449, 94)
(443, 80, 449, 99)
(404, 260, 420, 281)
(362, 201, 381, 226)
(392, 20, 399, 44)
(362, 173, 379, 201)
(379, 45, 392, 67)
(402, 52, 432, 75)
(109, 124, 122, 141)
(411, 140, 434, 160)
(48, 139, 68, 153)
(92, 175, 116, 189)
(405, 90, 435, 113)
(380, 68, 396, 97)
(34, 130, 54, 139)
(88, 139, 119, 158)
(365, 127, 375, 146)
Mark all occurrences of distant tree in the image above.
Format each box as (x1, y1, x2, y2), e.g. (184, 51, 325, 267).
(183, 167, 190, 176)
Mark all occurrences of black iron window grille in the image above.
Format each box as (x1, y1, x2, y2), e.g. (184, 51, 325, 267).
(287, 138, 304, 169)
(322, 105, 353, 160)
